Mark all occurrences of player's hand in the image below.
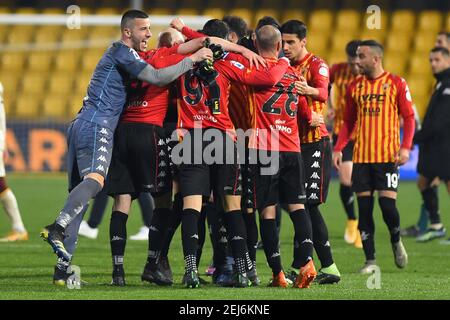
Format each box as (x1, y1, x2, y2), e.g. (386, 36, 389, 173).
(242, 49, 266, 69)
(309, 111, 324, 127)
(170, 17, 185, 32)
(190, 47, 213, 63)
(294, 78, 311, 95)
(395, 148, 410, 166)
(332, 151, 343, 170)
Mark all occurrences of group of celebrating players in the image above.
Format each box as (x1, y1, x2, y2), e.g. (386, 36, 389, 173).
(40, 9, 415, 289)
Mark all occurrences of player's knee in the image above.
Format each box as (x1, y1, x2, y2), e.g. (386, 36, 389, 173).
(113, 194, 132, 214)
(85, 173, 104, 189)
(287, 203, 305, 212)
(223, 195, 241, 212)
(0, 177, 7, 193)
(183, 195, 202, 212)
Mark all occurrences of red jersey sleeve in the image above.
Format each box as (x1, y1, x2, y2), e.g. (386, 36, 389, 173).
(309, 58, 330, 102)
(396, 78, 415, 150)
(181, 26, 205, 40)
(334, 82, 357, 152)
(217, 58, 289, 86)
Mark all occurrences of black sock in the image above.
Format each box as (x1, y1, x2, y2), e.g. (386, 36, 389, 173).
(308, 205, 334, 268)
(290, 209, 314, 269)
(207, 207, 228, 271)
(196, 206, 207, 267)
(378, 197, 401, 244)
(138, 192, 154, 228)
(275, 205, 282, 239)
(224, 210, 249, 275)
(87, 187, 108, 228)
(242, 209, 258, 265)
(260, 219, 282, 275)
(181, 208, 200, 272)
(160, 193, 182, 258)
(56, 178, 102, 228)
(340, 184, 356, 220)
(357, 196, 376, 261)
(147, 208, 171, 269)
(110, 211, 128, 271)
(422, 187, 441, 225)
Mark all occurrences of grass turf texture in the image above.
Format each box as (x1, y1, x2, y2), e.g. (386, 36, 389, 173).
(0, 173, 449, 300)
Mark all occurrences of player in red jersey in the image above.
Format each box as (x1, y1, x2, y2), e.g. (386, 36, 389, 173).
(247, 25, 323, 288)
(174, 29, 290, 288)
(328, 40, 363, 248)
(281, 20, 341, 284)
(333, 40, 415, 273)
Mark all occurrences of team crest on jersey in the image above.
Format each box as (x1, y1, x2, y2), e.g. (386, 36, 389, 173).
(318, 64, 328, 77)
(230, 61, 244, 70)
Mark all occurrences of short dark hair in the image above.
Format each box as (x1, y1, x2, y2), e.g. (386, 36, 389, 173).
(256, 16, 281, 31)
(201, 19, 230, 39)
(437, 31, 450, 40)
(223, 15, 248, 39)
(359, 39, 384, 56)
(345, 40, 362, 57)
(431, 46, 450, 56)
(280, 20, 307, 40)
(121, 10, 148, 30)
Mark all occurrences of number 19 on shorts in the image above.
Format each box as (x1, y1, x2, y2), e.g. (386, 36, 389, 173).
(386, 173, 399, 189)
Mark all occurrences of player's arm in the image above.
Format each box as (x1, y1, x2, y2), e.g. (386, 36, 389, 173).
(395, 79, 415, 165)
(332, 84, 357, 168)
(223, 57, 290, 86)
(294, 61, 329, 101)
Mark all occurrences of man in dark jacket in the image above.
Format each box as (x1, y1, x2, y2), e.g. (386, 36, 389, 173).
(414, 47, 450, 243)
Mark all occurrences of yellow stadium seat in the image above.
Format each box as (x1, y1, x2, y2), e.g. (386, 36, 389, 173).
(253, 9, 281, 27)
(203, 8, 226, 20)
(446, 13, 450, 31)
(391, 10, 416, 32)
(418, 11, 443, 32)
(48, 75, 74, 96)
(407, 77, 432, 105)
(5, 25, 35, 44)
(75, 72, 93, 95)
(281, 9, 305, 24)
(27, 52, 54, 72)
(35, 26, 62, 43)
(336, 10, 361, 31)
(95, 8, 120, 15)
(20, 73, 48, 96)
(53, 51, 81, 72)
(385, 33, 412, 53)
(176, 8, 202, 16)
(0, 73, 20, 95)
(309, 10, 333, 33)
(60, 29, 88, 44)
(41, 8, 66, 14)
(0, 7, 11, 13)
(68, 93, 86, 118)
(359, 29, 386, 43)
(228, 8, 253, 27)
(306, 31, 329, 54)
(384, 53, 408, 77)
(413, 31, 437, 53)
(1, 53, 27, 72)
(408, 53, 432, 77)
(327, 50, 347, 66)
(87, 26, 119, 47)
(15, 7, 38, 14)
(15, 94, 42, 118)
(42, 95, 68, 118)
(81, 50, 104, 71)
(148, 8, 173, 16)
(330, 31, 358, 53)
(2, 91, 15, 115)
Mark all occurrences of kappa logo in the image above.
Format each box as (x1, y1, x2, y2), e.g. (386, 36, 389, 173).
(99, 128, 109, 135)
(310, 172, 320, 179)
(271, 252, 280, 258)
(149, 225, 158, 232)
(231, 236, 244, 241)
(219, 236, 228, 244)
(98, 146, 108, 153)
(158, 172, 166, 178)
(309, 193, 319, 200)
(99, 137, 108, 144)
(97, 155, 107, 162)
(312, 151, 321, 158)
(96, 165, 105, 172)
(158, 161, 167, 167)
(191, 234, 199, 239)
(301, 238, 313, 244)
(361, 231, 369, 241)
(311, 161, 320, 168)
(310, 182, 319, 190)
(143, 184, 154, 189)
(219, 226, 227, 233)
(158, 139, 164, 146)
(159, 150, 165, 156)
(158, 181, 165, 188)
(111, 236, 124, 241)
(324, 241, 330, 247)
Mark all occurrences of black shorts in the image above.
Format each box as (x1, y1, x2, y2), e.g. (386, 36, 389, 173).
(106, 122, 172, 198)
(177, 129, 242, 199)
(352, 163, 399, 193)
(332, 134, 354, 162)
(302, 137, 332, 204)
(417, 143, 450, 181)
(251, 151, 307, 211)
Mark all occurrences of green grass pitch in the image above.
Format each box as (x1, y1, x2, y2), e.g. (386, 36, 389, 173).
(0, 173, 449, 300)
